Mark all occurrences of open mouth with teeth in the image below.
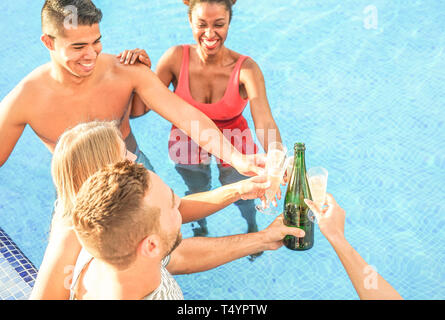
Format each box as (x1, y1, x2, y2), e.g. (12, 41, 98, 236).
(78, 62, 95, 72)
(202, 38, 219, 50)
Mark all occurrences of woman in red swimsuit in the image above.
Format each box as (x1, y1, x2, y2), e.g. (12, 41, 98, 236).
(156, 0, 282, 253)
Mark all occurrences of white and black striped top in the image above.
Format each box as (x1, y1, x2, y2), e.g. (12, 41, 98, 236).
(70, 249, 184, 300)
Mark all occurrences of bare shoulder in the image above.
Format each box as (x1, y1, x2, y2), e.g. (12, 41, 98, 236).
(1, 63, 51, 109)
(104, 53, 146, 74)
(18, 63, 52, 91)
(99, 53, 126, 74)
(0, 68, 46, 128)
(240, 56, 261, 72)
(100, 53, 147, 85)
(162, 45, 183, 61)
(239, 55, 264, 85)
(104, 53, 161, 92)
(157, 45, 183, 72)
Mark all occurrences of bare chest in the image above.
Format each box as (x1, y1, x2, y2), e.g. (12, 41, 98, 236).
(28, 82, 133, 147)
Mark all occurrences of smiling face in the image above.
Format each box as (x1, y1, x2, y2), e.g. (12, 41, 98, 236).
(49, 23, 103, 78)
(189, 2, 231, 56)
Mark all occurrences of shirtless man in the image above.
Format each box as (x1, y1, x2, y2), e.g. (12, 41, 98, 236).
(0, 0, 261, 175)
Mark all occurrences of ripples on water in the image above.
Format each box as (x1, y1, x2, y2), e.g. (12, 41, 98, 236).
(0, 0, 444, 299)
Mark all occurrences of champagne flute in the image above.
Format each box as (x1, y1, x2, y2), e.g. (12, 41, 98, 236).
(256, 142, 288, 215)
(307, 167, 328, 211)
(285, 155, 294, 181)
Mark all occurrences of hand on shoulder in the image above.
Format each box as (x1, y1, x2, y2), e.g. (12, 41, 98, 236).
(117, 48, 152, 68)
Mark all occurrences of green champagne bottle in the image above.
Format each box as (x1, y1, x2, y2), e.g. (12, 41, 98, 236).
(283, 143, 314, 250)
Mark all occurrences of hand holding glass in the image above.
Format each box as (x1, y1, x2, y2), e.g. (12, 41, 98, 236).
(307, 167, 328, 211)
(256, 142, 288, 215)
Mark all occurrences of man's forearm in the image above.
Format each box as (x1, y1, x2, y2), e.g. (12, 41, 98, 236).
(328, 235, 403, 300)
(134, 68, 243, 167)
(169, 232, 265, 275)
(179, 183, 241, 223)
(184, 109, 243, 167)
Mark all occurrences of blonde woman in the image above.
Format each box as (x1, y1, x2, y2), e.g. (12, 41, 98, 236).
(51, 121, 136, 222)
(31, 120, 270, 299)
(30, 121, 135, 299)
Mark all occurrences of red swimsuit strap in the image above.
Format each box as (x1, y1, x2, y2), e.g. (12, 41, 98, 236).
(175, 44, 249, 121)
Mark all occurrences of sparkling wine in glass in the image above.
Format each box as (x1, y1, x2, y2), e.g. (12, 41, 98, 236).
(256, 142, 288, 215)
(307, 167, 328, 210)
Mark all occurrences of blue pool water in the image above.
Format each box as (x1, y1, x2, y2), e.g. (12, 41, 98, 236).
(0, 0, 444, 299)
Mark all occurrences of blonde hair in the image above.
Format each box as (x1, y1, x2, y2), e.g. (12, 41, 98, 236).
(72, 160, 159, 270)
(51, 120, 123, 220)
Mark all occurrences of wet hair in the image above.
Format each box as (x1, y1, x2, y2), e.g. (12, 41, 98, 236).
(185, 0, 236, 23)
(41, 0, 103, 37)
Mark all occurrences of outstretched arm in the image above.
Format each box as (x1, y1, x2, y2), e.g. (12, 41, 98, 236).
(179, 175, 270, 223)
(241, 58, 282, 152)
(0, 82, 28, 167)
(167, 214, 304, 275)
(127, 64, 263, 176)
(305, 194, 403, 300)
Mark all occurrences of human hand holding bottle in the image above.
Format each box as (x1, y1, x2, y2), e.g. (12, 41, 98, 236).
(258, 214, 306, 251)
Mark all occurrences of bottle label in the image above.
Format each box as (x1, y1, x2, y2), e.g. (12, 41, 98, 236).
(284, 203, 311, 227)
(283, 203, 314, 250)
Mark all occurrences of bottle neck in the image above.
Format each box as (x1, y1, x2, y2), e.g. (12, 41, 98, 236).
(294, 149, 307, 172)
(286, 147, 312, 202)
(287, 148, 307, 193)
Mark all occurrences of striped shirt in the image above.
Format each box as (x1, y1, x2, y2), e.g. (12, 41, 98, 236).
(70, 249, 184, 300)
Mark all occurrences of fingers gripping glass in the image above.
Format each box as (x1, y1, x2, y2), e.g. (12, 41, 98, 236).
(306, 167, 328, 222)
(255, 142, 289, 215)
(307, 167, 328, 208)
